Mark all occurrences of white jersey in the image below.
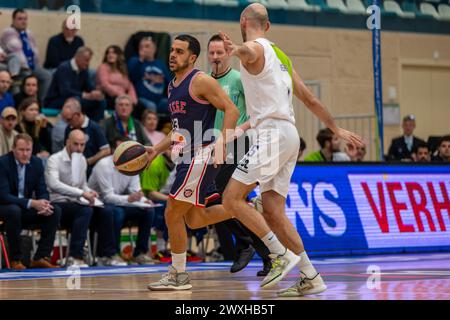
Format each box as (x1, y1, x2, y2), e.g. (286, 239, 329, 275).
(240, 38, 296, 128)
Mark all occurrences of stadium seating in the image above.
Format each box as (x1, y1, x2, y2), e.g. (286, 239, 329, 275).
(346, 0, 366, 14)
(384, 0, 415, 18)
(420, 2, 440, 18)
(266, 0, 289, 9)
(438, 3, 450, 20)
(327, 0, 349, 13)
(287, 0, 322, 11)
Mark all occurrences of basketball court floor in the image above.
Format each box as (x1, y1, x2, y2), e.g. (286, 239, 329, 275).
(1, 252, 449, 300)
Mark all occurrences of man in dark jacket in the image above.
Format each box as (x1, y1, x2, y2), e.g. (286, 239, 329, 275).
(0, 133, 61, 270)
(44, 46, 106, 122)
(44, 18, 85, 70)
(387, 114, 426, 161)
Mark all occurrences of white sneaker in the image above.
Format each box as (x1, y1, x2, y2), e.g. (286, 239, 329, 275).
(133, 253, 160, 265)
(277, 272, 327, 297)
(147, 265, 192, 291)
(66, 257, 89, 268)
(97, 255, 128, 267)
(260, 249, 300, 288)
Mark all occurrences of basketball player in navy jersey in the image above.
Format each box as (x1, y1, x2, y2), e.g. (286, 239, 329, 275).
(146, 35, 240, 290)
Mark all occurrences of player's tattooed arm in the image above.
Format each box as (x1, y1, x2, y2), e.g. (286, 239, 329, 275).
(292, 69, 364, 148)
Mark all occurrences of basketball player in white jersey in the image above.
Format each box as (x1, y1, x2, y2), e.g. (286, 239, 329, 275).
(219, 3, 364, 296)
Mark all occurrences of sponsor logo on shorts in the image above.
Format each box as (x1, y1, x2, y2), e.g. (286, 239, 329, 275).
(184, 189, 193, 198)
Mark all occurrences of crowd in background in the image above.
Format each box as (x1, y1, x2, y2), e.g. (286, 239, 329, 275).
(0, 8, 449, 271)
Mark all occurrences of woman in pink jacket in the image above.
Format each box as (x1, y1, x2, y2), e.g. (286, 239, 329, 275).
(96, 45, 137, 109)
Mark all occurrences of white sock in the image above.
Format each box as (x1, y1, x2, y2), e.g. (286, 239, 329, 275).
(171, 252, 186, 273)
(298, 251, 318, 278)
(261, 232, 286, 256)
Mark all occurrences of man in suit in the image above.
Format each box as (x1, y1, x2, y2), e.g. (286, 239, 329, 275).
(0, 133, 61, 270)
(388, 114, 426, 161)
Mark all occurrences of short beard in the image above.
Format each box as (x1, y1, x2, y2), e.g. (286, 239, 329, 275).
(171, 60, 190, 74)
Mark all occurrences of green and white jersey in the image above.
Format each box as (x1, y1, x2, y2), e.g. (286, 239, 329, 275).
(240, 38, 295, 128)
(212, 68, 248, 131)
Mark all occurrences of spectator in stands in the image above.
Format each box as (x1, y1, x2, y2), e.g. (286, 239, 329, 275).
(128, 37, 171, 114)
(16, 97, 52, 159)
(304, 128, 341, 162)
(96, 45, 137, 109)
(0, 133, 61, 270)
(344, 142, 367, 162)
(51, 98, 73, 153)
(142, 109, 165, 146)
(45, 46, 106, 122)
(13, 74, 39, 107)
(0, 107, 19, 156)
(0, 9, 52, 100)
(0, 70, 14, 113)
(387, 114, 425, 161)
(44, 18, 84, 70)
(102, 94, 150, 147)
(63, 98, 110, 175)
(0, 46, 22, 78)
(89, 136, 156, 265)
(412, 142, 431, 162)
(45, 130, 98, 267)
(433, 135, 450, 162)
(296, 137, 307, 163)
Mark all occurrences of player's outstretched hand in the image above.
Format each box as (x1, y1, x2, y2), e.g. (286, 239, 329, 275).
(335, 128, 364, 148)
(219, 31, 238, 57)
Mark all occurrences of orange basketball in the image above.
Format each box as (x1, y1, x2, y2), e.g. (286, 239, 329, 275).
(113, 141, 149, 176)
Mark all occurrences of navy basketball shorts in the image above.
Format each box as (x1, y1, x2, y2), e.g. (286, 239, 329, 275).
(169, 145, 221, 208)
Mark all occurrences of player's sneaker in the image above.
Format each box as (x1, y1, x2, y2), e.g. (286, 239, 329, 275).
(260, 249, 300, 288)
(147, 265, 192, 291)
(277, 272, 327, 297)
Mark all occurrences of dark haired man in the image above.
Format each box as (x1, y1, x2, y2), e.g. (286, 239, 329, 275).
(433, 136, 450, 162)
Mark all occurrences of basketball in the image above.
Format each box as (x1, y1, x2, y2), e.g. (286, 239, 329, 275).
(113, 141, 149, 176)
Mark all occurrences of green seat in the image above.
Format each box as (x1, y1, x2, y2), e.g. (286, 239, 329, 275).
(41, 108, 60, 117)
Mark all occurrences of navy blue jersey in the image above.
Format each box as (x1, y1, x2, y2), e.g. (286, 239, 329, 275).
(168, 69, 217, 158)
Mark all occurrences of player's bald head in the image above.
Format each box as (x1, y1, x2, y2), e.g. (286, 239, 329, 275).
(241, 3, 269, 29)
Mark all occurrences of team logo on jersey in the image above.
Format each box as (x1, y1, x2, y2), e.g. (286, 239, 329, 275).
(280, 64, 288, 72)
(169, 100, 187, 114)
(184, 189, 193, 198)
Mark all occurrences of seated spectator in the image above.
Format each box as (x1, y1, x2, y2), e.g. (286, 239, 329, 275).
(44, 18, 84, 70)
(304, 128, 341, 162)
(0, 70, 14, 113)
(0, 9, 52, 100)
(0, 107, 19, 156)
(96, 45, 137, 109)
(128, 37, 171, 114)
(102, 95, 150, 147)
(0, 133, 61, 270)
(344, 142, 367, 162)
(433, 135, 450, 162)
(16, 97, 52, 159)
(412, 142, 431, 163)
(142, 109, 165, 146)
(45, 130, 102, 267)
(388, 114, 425, 162)
(13, 74, 39, 107)
(44, 46, 106, 122)
(88, 137, 155, 265)
(63, 98, 110, 175)
(51, 98, 73, 153)
(0, 46, 22, 78)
